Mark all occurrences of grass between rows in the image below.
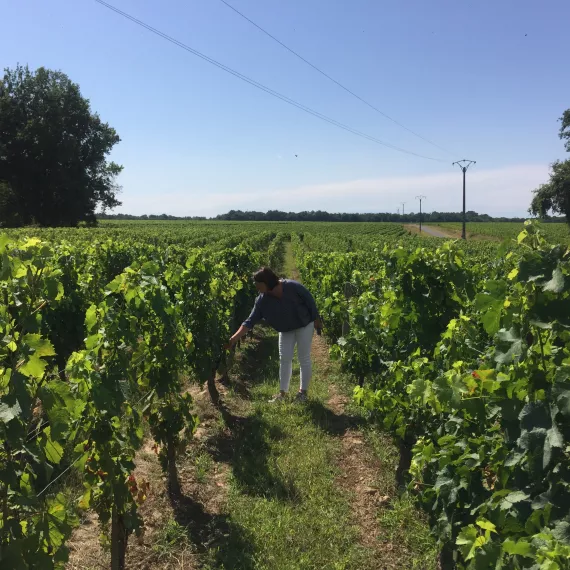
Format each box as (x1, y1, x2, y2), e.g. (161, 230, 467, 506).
(196, 327, 438, 569)
(202, 346, 366, 569)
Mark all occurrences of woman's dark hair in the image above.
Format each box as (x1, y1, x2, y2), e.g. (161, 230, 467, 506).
(253, 267, 279, 290)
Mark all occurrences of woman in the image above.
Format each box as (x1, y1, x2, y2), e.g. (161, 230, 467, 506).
(227, 267, 322, 402)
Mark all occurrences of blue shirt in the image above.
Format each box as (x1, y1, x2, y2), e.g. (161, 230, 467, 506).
(242, 279, 320, 333)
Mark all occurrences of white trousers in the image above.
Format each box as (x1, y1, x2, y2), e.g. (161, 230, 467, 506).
(279, 321, 314, 392)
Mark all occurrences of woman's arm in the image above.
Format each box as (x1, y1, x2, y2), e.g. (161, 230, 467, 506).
(227, 325, 251, 349)
(226, 297, 262, 349)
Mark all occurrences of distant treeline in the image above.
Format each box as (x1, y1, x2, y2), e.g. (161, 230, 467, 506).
(97, 213, 208, 221)
(215, 210, 525, 222)
(97, 210, 567, 223)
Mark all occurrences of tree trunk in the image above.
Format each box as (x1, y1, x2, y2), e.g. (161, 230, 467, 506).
(167, 437, 181, 497)
(111, 505, 127, 570)
(439, 542, 457, 570)
(395, 435, 415, 490)
(218, 354, 230, 386)
(207, 369, 220, 407)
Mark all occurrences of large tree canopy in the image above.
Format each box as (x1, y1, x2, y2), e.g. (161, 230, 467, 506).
(0, 65, 122, 226)
(530, 109, 570, 225)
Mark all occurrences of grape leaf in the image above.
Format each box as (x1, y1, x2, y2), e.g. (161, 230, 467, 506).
(551, 521, 570, 545)
(40, 380, 84, 439)
(504, 491, 529, 504)
(476, 519, 497, 532)
(0, 401, 22, 423)
(19, 355, 47, 378)
(543, 268, 564, 293)
(502, 539, 533, 556)
(42, 428, 64, 465)
(22, 334, 56, 357)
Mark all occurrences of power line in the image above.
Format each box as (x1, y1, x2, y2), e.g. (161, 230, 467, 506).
(93, 0, 448, 162)
(218, 0, 455, 156)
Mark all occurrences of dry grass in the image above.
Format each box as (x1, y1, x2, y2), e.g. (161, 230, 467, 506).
(431, 224, 500, 241)
(326, 380, 437, 569)
(66, 380, 233, 570)
(403, 224, 454, 238)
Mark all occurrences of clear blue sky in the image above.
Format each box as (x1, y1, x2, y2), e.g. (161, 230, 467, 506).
(2, 0, 568, 216)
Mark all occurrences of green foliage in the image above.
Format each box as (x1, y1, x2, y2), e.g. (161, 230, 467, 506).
(530, 160, 570, 226)
(0, 180, 21, 227)
(0, 228, 262, 568)
(559, 109, 570, 153)
(0, 237, 80, 567)
(267, 232, 289, 274)
(3, 219, 568, 568)
(295, 221, 570, 569)
(212, 209, 523, 224)
(0, 65, 122, 227)
(530, 108, 570, 226)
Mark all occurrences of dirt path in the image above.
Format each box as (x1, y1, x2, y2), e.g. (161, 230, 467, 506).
(286, 241, 437, 568)
(406, 224, 454, 238)
(406, 224, 500, 241)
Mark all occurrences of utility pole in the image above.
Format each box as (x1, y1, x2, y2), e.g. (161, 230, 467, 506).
(401, 202, 406, 217)
(397, 207, 400, 216)
(416, 195, 426, 232)
(452, 160, 476, 239)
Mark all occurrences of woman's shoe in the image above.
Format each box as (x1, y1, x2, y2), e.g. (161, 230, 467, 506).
(269, 392, 287, 403)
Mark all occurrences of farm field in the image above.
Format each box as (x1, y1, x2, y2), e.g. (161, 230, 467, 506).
(433, 221, 570, 243)
(1, 220, 569, 569)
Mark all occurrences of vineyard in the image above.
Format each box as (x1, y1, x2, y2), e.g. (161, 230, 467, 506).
(0, 224, 271, 569)
(1, 220, 569, 569)
(295, 221, 570, 569)
(433, 222, 570, 244)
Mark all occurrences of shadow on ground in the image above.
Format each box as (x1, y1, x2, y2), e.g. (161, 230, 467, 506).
(205, 330, 297, 502)
(206, 410, 298, 502)
(223, 328, 280, 399)
(169, 490, 256, 570)
(305, 399, 363, 437)
(208, 328, 279, 426)
(168, 330, 299, 568)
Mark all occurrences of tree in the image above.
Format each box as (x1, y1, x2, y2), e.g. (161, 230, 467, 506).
(559, 108, 570, 152)
(530, 110, 570, 225)
(0, 65, 122, 226)
(0, 180, 21, 226)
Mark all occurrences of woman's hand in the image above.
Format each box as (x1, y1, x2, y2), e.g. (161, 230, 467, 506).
(224, 325, 250, 351)
(314, 318, 323, 331)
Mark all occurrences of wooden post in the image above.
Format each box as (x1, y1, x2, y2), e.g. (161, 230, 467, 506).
(167, 437, 181, 497)
(111, 505, 127, 570)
